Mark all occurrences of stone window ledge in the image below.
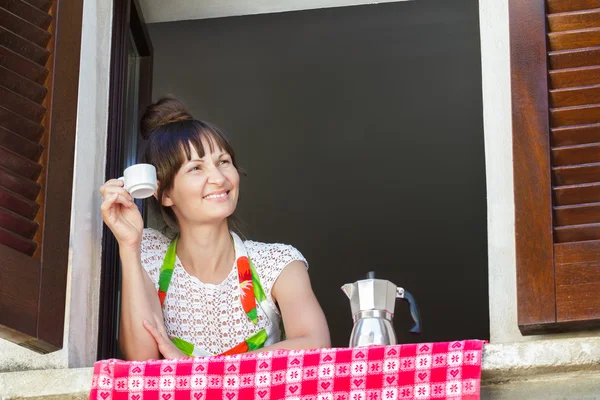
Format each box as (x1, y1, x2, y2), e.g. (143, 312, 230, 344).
(2, 337, 600, 399)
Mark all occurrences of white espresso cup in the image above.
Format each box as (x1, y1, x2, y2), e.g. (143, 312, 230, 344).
(119, 163, 157, 199)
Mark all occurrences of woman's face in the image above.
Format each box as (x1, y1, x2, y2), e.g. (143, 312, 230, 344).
(162, 138, 240, 226)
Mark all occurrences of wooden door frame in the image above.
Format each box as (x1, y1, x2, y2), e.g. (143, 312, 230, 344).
(97, 0, 153, 360)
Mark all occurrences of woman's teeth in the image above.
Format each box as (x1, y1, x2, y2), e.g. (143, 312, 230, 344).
(204, 192, 228, 200)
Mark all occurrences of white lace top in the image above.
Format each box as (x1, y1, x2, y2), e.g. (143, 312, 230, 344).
(140, 228, 307, 355)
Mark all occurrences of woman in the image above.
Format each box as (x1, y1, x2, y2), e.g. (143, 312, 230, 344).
(100, 96, 330, 360)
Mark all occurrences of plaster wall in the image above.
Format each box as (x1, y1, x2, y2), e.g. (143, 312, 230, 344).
(138, 0, 413, 23)
(0, 0, 113, 371)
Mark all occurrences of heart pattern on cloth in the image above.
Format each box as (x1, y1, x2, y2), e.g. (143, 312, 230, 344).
(89, 340, 485, 400)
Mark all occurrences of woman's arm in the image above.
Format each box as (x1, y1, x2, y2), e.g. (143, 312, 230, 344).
(118, 246, 163, 361)
(258, 260, 331, 352)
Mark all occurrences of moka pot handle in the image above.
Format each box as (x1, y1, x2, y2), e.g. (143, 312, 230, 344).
(396, 287, 422, 334)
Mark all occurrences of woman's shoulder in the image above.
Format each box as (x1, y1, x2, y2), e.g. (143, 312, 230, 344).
(140, 228, 172, 270)
(244, 239, 308, 271)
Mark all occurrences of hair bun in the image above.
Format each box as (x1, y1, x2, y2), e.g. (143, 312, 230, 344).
(140, 95, 193, 139)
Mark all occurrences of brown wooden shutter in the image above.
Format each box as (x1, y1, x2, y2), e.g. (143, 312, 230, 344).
(511, 0, 600, 333)
(0, 0, 83, 352)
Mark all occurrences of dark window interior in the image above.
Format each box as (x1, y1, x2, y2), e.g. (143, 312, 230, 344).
(146, 0, 488, 346)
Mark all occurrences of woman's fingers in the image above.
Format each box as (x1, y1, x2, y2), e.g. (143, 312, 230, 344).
(99, 179, 124, 196)
(143, 320, 162, 343)
(102, 187, 133, 202)
(143, 319, 187, 359)
(101, 194, 133, 214)
(100, 193, 118, 213)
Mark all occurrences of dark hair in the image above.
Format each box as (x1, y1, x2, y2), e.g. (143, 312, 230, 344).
(140, 96, 243, 235)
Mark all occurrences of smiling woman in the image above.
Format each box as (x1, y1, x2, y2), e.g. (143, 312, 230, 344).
(99, 96, 331, 360)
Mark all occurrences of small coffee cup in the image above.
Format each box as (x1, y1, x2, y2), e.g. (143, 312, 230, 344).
(119, 163, 157, 199)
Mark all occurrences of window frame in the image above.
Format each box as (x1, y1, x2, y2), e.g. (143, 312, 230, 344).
(97, 0, 153, 360)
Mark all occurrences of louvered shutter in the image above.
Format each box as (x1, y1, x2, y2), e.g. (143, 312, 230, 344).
(0, 0, 83, 352)
(511, 0, 600, 333)
(548, 0, 600, 324)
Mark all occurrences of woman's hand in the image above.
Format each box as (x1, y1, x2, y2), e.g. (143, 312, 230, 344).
(100, 179, 143, 248)
(143, 316, 188, 359)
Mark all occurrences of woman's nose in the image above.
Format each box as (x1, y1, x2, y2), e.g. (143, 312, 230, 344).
(207, 165, 226, 185)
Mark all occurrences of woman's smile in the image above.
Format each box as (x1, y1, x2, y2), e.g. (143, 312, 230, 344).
(203, 190, 230, 201)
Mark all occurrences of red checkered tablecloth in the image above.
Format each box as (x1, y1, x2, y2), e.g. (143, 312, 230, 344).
(90, 340, 485, 400)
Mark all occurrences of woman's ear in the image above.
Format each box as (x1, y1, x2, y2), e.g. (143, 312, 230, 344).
(155, 181, 174, 207)
(161, 193, 174, 207)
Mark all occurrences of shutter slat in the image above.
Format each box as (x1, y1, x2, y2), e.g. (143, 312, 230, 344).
(555, 202, 600, 225)
(0, 26, 49, 64)
(0, 86, 45, 122)
(0, 65, 46, 102)
(0, 165, 40, 200)
(0, 105, 43, 142)
(548, 0, 600, 14)
(555, 223, 600, 242)
(552, 123, 600, 145)
(0, 205, 37, 238)
(549, 47, 600, 69)
(0, 8, 50, 47)
(0, 185, 38, 219)
(0, 225, 35, 255)
(0, 0, 53, 29)
(551, 104, 600, 126)
(0, 146, 41, 179)
(549, 66, 600, 89)
(0, 46, 48, 84)
(548, 28, 600, 51)
(550, 84, 600, 107)
(0, 126, 42, 160)
(21, 0, 51, 13)
(554, 162, 600, 185)
(552, 142, 600, 165)
(554, 182, 600, 205)
(548, 8, 600, 32)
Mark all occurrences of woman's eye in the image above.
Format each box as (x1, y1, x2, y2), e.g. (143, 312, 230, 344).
(190, 166, 201, 172)
(219, 160, 230, 166)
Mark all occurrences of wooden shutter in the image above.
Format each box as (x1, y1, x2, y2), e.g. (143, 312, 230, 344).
(0, 0, 83, 352)
(510, 0, 600, 333)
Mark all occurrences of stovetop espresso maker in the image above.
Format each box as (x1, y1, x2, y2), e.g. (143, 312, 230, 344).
(342, 271, 421, 347)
